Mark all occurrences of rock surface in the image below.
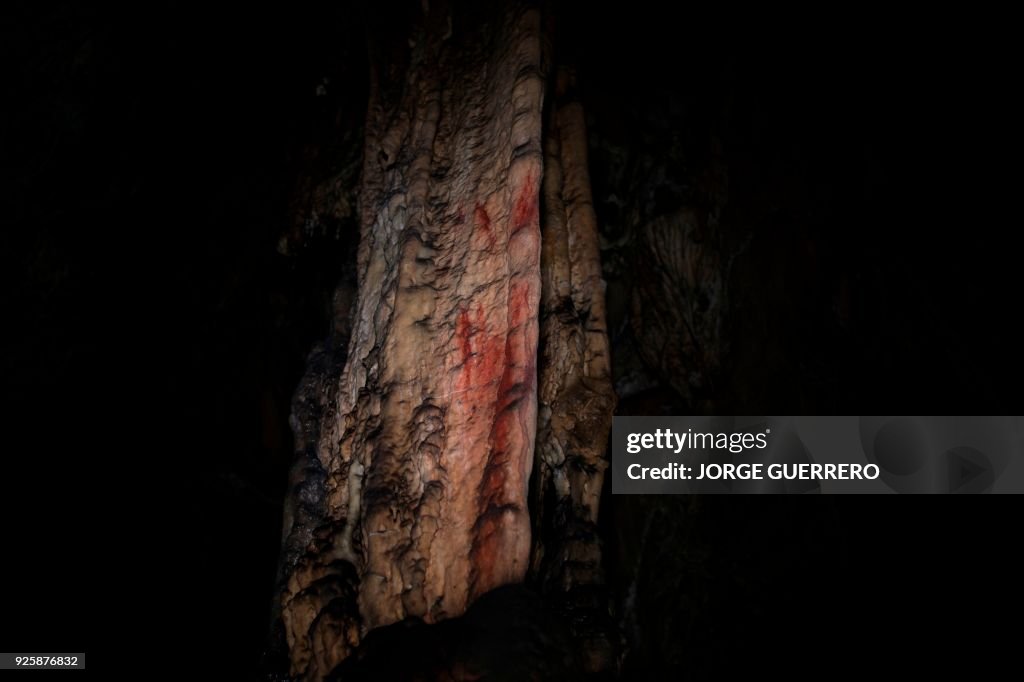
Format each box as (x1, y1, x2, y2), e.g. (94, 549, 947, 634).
(277, 2, 547, 678)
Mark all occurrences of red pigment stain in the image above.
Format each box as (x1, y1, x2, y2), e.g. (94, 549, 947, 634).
(467, 278, 538, 593)
(474, 204, 495, 248)
(506, 280, 532, 334)
(511, 172, 539, 233)
(481, 413, 515, 499)
(455, 304, 504, 396)
(497, 280, 535, 400)
(480, 280, 537, 510)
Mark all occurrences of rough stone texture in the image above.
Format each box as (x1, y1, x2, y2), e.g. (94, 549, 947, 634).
(531, 67, 618, 673)
(277, 2, 546, 678)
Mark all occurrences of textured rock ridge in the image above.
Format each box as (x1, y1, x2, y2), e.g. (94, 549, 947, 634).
(532, 66, 617, 673)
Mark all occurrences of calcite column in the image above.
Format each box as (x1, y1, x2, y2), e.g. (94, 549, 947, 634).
(276, 2, 546, 679)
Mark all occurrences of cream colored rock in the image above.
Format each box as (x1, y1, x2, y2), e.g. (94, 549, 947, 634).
(277, 3, 546, 678)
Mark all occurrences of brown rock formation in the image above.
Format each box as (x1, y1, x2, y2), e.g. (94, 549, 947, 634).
(532, 66, 618, 672)
(277, 2, 549, 678)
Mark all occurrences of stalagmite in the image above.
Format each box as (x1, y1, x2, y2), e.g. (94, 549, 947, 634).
(276, 2, 546, 678)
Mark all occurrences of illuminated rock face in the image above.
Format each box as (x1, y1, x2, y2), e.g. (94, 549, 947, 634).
(277, 3, 546, 678)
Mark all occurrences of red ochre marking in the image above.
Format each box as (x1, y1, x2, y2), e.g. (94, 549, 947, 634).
(474, 204, 495, 249)
(497, 282, 532, 403)
(456, 178, 541, 596)
(506, 280, 531, 333)
(455, 304, 504, 397)
(511, 172, 539, 233)
(454, 280, 536, 476)
(457, 279, 537, 594)
(479, 279, 537, 522)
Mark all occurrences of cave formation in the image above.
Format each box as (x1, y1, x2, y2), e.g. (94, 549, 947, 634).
(276, 2, 615, 678)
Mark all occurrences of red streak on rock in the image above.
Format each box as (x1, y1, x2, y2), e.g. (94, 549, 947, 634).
(455, 260, 537, 596)
(474, 278, 536, 585)
(455, 304, 504, 399)
(506, 280, 532, 337)
(474, 204, 495, 248)
(497, 280, 535, 402)
(456, 307, 473, 364)
(511, 172, 538, 233)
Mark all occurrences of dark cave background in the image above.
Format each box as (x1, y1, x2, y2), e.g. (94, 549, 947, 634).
(3, 1, 1019, 677)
